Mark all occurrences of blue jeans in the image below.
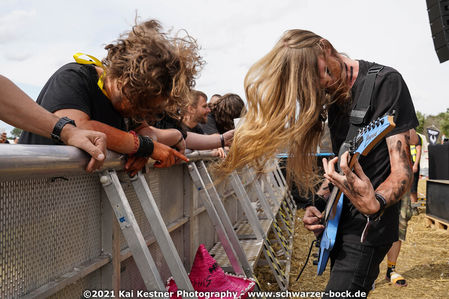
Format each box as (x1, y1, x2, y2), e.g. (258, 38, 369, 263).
(322, 240, 391, 299)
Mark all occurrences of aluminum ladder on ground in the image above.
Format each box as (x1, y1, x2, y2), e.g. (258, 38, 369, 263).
(99, 170, 196, 299)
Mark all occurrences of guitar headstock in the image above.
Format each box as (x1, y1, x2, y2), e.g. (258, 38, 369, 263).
(351, 114, 396, 156)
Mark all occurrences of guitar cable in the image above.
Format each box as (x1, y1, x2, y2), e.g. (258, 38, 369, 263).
(295, 239, 317, 281)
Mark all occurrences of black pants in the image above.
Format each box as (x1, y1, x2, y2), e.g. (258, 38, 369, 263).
(322, 240, 391, 299)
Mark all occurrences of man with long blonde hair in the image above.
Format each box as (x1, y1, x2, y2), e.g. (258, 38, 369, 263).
(218, 29, 417, 297)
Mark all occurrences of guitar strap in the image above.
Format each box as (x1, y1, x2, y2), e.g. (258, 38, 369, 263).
(337, 65, 384, 243)
(337, 65, 384, 163)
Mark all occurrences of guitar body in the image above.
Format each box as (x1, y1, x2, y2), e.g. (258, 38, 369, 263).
(314, 114, 396, 276)
(317, 193, 343, 275)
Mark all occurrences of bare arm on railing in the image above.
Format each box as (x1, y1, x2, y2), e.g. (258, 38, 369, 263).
(137, 125, 186, 154)
(185, 129, 234, 150)
(53, 109, 188, 176)
(0, 75, 106, 172)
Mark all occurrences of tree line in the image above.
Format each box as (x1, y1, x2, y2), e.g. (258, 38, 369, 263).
(416, 108, 449, 143)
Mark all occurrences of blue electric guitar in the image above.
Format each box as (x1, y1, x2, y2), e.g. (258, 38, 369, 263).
(316, 114, 396, 275)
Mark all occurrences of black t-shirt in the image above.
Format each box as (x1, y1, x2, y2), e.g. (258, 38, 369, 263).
(184, 124, 205, 135)
(200, 114, 219, 135)
(328, 60, 418, 246)
(154, 114, 187, 139)
(20, 63, 126, 145)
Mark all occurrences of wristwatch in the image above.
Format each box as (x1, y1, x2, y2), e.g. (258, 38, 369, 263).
(51, 117, 76, 144)
(366, 193, 387, 221)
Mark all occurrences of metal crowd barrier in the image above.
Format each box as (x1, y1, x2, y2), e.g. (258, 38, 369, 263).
(0, 144, 295, 298)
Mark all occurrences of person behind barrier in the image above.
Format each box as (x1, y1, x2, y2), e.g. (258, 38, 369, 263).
(217, 29, 417, 298)
(154, 112, 234, 152)
(182, 90, 210, 134)
(384, 128, 420, 287)
(201, 93, 245, 135)
(0, 75, 106, 172)
(19, 19, 202, 176)
(208, 93, 221, 106)
(153, 93, 231, 158)
(181, 90, 230, 158)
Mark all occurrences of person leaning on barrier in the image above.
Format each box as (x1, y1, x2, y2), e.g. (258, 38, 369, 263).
(201, 93, 245, 135)
(208, 93, 221, 106)
(19, 19, 202, 176)
(180, 90, 229, 158)
(153, 110, 234, 159)
(216, 29, 417, 298)
(0, 75, 106, 172)
(182, 90, 210, 134)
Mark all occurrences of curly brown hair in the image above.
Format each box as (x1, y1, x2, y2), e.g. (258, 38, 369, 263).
(211, 93, 245, 133)
(103, 19, 204, 121)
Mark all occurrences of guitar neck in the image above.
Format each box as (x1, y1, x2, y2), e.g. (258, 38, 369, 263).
(322, 184, 342, 223)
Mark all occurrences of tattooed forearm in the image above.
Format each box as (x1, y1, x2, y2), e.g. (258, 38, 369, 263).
(376, 133, 413, 206)
(405, 132, 410, 146)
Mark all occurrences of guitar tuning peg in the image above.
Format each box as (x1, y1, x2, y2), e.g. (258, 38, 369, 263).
(312, 253, 319, 258)
(313, 260, 319, 265)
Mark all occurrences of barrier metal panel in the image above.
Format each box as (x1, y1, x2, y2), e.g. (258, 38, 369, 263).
(0, 174, 102, 298)
(0, 146, 287, 297)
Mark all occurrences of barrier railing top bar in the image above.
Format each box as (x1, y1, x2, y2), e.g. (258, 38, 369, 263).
(0, 144, 217, 177)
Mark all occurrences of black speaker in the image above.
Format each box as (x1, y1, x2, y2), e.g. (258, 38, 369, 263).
(427, 180, 449, 222)
(427, 0, 449, 63)
(428, 143, 449, 180)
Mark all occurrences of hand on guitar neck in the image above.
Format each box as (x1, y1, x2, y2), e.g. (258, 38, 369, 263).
(323, 151, 379, 216)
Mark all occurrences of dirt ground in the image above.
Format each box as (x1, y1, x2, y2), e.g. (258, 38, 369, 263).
(256, 181, 449, 298)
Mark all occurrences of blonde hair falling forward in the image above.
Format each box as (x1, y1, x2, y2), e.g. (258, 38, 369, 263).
(216, 29, 350, 196)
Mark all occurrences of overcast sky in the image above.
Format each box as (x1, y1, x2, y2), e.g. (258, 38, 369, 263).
(1, 0, 448, 134)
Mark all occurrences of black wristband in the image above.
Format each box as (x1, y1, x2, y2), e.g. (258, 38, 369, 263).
(51, 117, 76, 144)
(367, 193, 387, 221)
(135, 135, 154, 157)
(220, 134, 225, 148)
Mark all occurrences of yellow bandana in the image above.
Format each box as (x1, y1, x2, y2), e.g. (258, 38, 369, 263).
(73, 52, 108, 97)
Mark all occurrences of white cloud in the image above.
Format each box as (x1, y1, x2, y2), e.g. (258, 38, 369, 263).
(0, 9, 36, 43)
(0, 0, 448, 116)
